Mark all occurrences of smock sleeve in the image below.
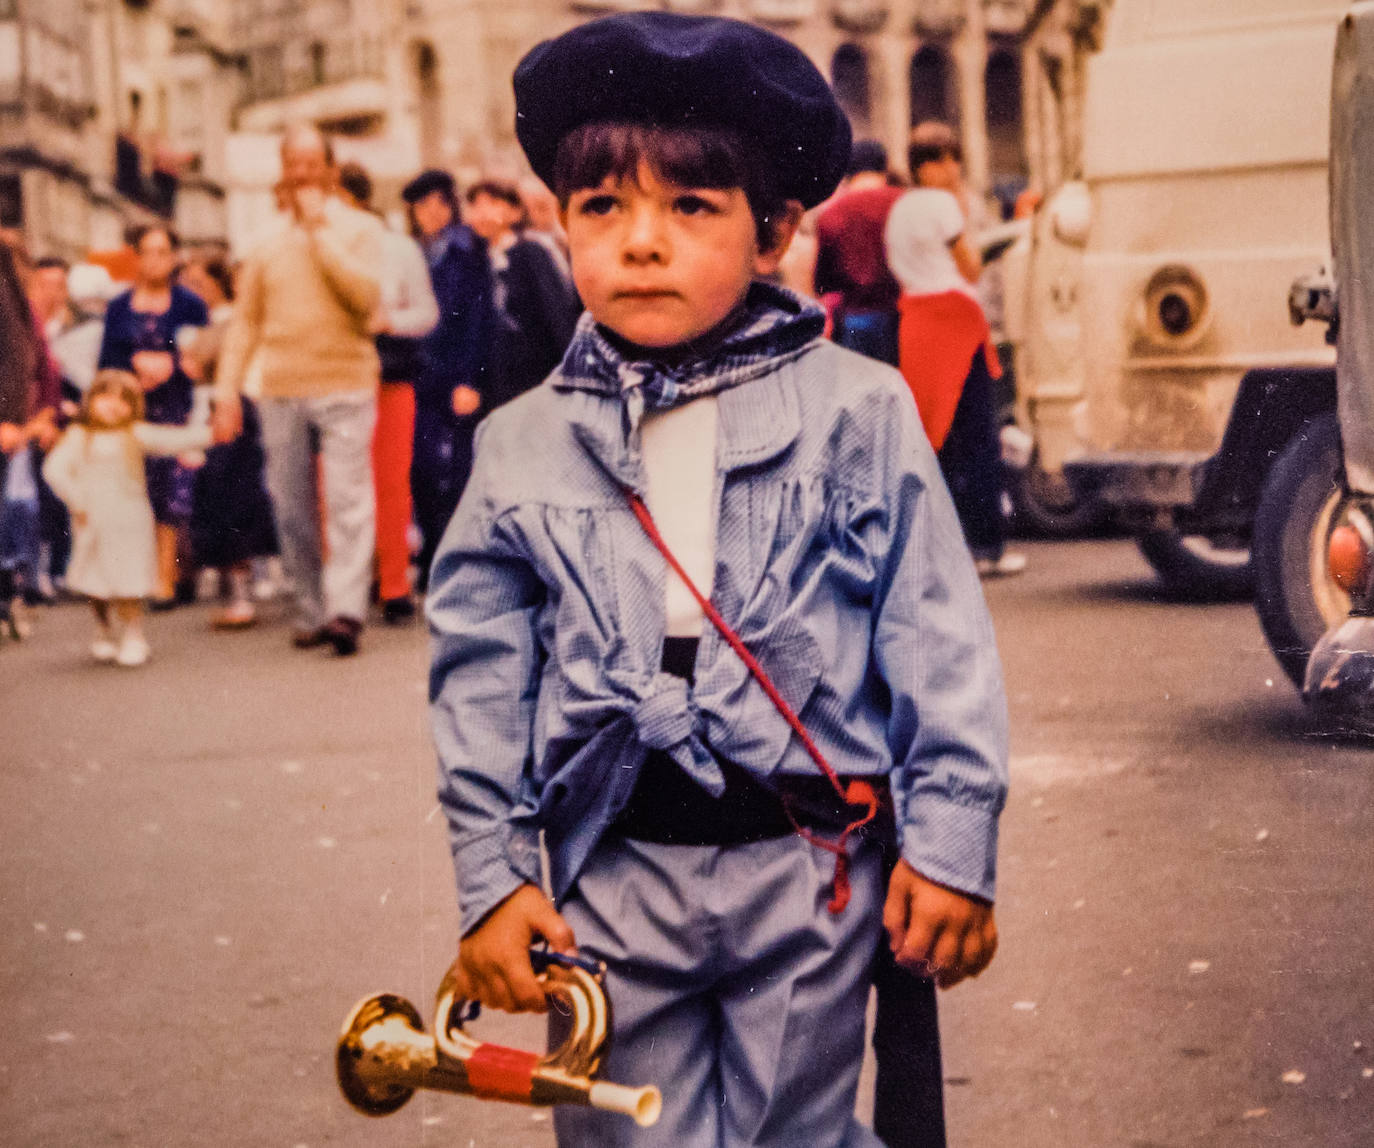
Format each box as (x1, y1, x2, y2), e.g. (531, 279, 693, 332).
(871, 387, 1009, 903)
(427, 430, 548, 936)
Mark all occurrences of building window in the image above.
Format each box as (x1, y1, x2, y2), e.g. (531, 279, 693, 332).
(910, 43, 956, 128)
(414, 41, 441, 165)
(0, 173, 21, 228)
(985, 45, 1026, 184)
(831, 43, 872, 130)
(252, 46, 285, 100)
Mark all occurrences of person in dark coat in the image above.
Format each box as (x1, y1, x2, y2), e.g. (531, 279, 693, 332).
(98, 224, 209, 605)
(463, 179, 581, 403)
(178, 256, 277, 629)
(401, 169, 498, 592)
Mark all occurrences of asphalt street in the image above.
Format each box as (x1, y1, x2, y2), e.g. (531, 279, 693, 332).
(2, 538, 1371, 1147)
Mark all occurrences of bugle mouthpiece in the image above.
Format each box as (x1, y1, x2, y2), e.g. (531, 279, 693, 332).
(588, 1081, 663, 1127)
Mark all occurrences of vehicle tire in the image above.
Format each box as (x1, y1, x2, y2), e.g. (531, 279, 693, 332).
(1136, 529, 1254, 601)
(1252, 411, 1350, 688)
(1009, 451, 1111, 538)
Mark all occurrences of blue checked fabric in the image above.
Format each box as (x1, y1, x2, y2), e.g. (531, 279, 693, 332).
(559, 280, 826, 426)
(427, 284, 1009, 936)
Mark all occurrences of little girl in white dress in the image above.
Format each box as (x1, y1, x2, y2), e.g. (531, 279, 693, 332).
(43, 370, 213, 666)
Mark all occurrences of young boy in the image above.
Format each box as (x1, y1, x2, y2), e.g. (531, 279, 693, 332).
(429, 13, 1008, 1146)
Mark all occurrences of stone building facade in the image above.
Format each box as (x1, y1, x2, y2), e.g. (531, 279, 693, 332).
(226, 0, 1046, 249)
(3, 0, 1093, 257)
(1, 0, 242, 262)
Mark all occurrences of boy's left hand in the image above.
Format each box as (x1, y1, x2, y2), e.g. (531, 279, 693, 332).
(883, 860, 998, 989)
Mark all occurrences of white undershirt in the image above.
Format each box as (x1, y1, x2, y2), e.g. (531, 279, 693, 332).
(640, 395, 719, 637)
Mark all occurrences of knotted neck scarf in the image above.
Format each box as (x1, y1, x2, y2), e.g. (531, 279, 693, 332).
(558, 280, 826, 429)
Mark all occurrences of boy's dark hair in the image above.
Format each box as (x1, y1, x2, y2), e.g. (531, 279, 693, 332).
(337, 161, 373, 207)
(551, 122, 789, 252)
(907, 122, 962, 174)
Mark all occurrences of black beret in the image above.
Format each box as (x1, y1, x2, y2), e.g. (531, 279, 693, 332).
(513, 12, 851, 209)
(401, 168, 456, 204)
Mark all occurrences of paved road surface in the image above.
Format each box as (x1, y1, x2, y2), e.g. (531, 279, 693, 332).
(2, 538, 1370, 1146)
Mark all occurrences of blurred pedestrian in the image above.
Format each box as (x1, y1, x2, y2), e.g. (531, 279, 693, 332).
(401, 168, 495, 591)
(886, 123, 1024, 578)
(464, 178, 581, 404)
(49, 263, 118, 398)
(23, 253, 75, 604)
(29, 256, 71, 340)
(212, 123, 384, 657)
(0, 237, 60, 637)
(42, 370, 212, 666)
(98, 224, 210, 605)
(518, 175, 571, 274)
(179, 256, 278, 629)
(815, 139, 905, 365)
(336, 161, 438, 623)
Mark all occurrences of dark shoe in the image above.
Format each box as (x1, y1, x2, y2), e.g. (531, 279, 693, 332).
(148, 595, 180, 612)
(291, 626, 331, 649)
(323, 616, 363, 656)
(381, 596, 416, 625)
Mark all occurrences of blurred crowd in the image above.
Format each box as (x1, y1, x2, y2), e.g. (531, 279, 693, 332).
(0, 124, 579, 664)
(0, 119, 1029, 666)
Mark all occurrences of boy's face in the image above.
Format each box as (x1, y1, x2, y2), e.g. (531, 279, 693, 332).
(561, 163, 793, 350)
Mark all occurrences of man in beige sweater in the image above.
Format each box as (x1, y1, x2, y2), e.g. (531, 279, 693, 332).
(212, 124, 383, 655)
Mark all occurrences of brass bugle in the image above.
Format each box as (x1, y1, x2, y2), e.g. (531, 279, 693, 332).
(336, 948, 662, 1127)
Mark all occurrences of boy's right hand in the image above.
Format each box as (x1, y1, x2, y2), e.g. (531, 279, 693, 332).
(448, 884, 576, 1014)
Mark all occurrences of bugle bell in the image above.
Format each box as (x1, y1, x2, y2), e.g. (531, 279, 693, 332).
(336, 947, 661, 1127)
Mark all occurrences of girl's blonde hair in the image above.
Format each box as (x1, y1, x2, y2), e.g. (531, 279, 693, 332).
(83, 369, 144, 426)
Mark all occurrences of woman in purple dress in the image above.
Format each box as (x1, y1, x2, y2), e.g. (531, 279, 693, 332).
(98, 225, 208, 606)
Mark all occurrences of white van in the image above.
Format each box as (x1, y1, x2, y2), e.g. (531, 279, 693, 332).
(1011, 0, 1344, 600)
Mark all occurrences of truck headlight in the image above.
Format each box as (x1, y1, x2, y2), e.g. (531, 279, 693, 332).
(1142, 265, 1210, 347)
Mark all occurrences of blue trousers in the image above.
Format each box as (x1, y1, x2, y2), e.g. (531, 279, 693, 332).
(938, 350, 1006, 562)
(554, 834, 887, 1148)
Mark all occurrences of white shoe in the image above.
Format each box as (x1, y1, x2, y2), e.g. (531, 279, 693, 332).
(115, 633, 151, 667)
(91, 636, 118, 663)
(975, 551, 1028, 578)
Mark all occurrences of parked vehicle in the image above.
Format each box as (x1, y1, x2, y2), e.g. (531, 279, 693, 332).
(1289, 4, 1374, 714)
(1008, 0, 1344, 600)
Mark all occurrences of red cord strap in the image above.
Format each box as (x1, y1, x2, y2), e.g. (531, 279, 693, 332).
(625, 490, 878, 913)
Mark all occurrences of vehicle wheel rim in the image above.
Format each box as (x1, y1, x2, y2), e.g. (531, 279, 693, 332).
(1310, 486, 1353, 629)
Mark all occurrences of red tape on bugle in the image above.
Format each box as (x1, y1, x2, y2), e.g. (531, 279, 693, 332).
(465, 1042, 541, 1100)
